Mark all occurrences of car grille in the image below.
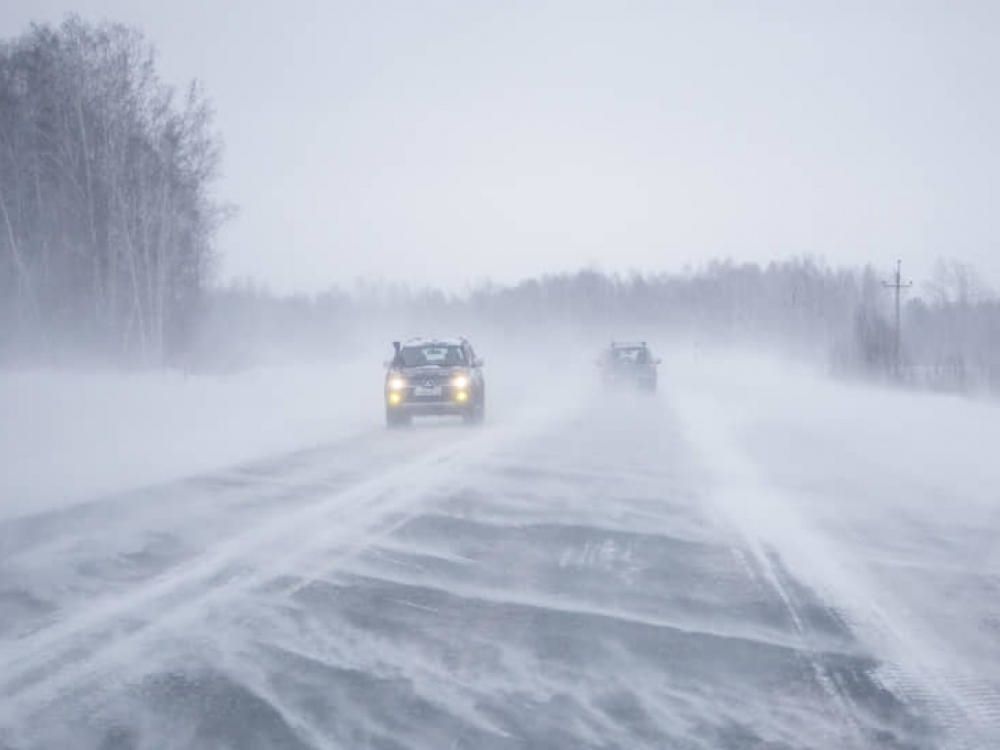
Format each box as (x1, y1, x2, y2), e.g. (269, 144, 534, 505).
(401, 371, 451, 403)
(408, 373, 450, 387)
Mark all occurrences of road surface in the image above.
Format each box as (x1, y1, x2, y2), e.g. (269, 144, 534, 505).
(1, 365, 998, 749)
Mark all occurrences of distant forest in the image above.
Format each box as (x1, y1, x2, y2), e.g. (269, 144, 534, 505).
(207, 259, 1000, 396)
(1, 20, 997, 396)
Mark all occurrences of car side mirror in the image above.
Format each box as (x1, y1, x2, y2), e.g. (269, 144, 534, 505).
(474, 358, 485, 367)
(654, 358, 662, 365)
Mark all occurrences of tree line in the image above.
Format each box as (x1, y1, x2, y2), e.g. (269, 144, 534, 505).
(0, 17, 224, 364)
(205, 259, 1000, 395)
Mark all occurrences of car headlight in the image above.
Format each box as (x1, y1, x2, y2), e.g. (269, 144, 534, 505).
(388, 376, 407, 391)
(451, 374, 469, 389)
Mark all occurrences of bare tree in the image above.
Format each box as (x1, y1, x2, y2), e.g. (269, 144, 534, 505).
(0, 17, 225, 364)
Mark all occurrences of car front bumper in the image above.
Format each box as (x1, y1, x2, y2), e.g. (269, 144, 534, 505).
(386, 387, 474, 415)
(388, 401, 471, 416)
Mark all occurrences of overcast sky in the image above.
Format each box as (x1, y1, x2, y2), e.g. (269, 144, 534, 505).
(3, 1, 999, 293)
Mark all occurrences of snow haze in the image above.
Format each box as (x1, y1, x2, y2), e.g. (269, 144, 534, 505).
(1, 4, 1000, 749)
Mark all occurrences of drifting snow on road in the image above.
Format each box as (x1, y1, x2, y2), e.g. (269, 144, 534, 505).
(1, 353, 998, 749)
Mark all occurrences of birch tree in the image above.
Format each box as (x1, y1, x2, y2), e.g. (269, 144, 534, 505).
(0, 17, 224, 364)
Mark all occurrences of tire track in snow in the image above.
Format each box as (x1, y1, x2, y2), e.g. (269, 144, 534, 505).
(670, 389, 999, 749)
(669, 393, 900, 747)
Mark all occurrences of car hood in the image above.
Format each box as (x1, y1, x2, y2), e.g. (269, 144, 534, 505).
(395, 365, 467, 377)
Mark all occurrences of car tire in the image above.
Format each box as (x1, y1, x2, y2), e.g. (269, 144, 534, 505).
(386, 408, 410, 428)
(463, 394, 485, 426)
(474, 391, 486, 424)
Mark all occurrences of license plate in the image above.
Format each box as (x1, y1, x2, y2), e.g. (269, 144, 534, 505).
(414, 385, 442, 397)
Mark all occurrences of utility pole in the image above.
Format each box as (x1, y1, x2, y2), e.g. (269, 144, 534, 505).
(882, 259, 912, 375)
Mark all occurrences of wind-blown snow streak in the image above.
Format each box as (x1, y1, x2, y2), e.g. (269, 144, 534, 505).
(0, 378, 585, 745)
(667, 349, 1000, 749)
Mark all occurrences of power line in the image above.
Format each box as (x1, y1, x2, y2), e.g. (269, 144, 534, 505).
(882, 259, 913, 375)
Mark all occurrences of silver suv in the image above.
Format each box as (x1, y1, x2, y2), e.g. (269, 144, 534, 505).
(384, 338, 486, 427)
(599, 341, 660, 393)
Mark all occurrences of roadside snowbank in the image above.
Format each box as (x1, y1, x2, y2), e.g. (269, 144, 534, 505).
(0, 363, 380, 520)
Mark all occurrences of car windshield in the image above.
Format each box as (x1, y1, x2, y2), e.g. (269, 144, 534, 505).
(611, 347, 648, 364)
(399, 344, 466, 367)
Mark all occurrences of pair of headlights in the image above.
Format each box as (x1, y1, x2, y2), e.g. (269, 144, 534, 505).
(388, 374, 470, 390)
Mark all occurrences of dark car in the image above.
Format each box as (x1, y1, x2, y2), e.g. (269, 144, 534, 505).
(599, 341, 660, 392)
(384, 338, 486, 427)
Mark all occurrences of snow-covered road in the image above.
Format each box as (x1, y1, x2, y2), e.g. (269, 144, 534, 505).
(1, 352, 998, 749)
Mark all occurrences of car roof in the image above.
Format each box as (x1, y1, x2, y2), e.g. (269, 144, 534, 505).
(402, 337, 467, 347)
(610, 341, 647, 349)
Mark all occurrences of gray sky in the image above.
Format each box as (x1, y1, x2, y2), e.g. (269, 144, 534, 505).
(3, 1, 999, 293)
